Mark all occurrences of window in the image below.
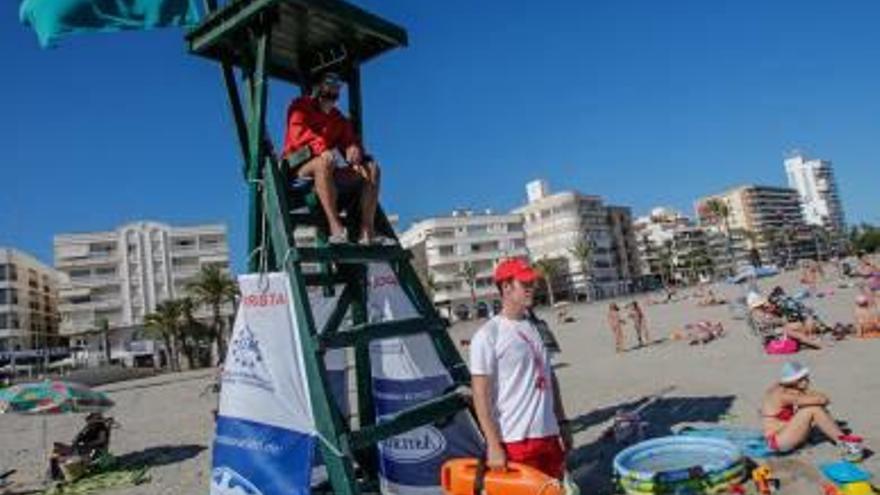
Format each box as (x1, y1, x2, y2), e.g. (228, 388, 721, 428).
(468, 225, 488, 236)
(0, 312, 20, 329)
(95, 267, 116, 277)
(89, 242, 115, 255)
(69, 295, 91, 305)
(69, 269, 90, 279)
(0, 264, 17, 282)
(438, 246, 454, 256)
(0, 288, 18, 305)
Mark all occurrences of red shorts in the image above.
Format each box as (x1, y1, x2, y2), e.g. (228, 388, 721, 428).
(503, 435, 565, 479)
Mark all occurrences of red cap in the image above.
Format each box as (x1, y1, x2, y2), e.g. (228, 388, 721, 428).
(494, 258, 538, 284)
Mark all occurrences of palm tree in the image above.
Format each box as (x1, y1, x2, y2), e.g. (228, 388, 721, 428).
(186, 265, 238, 364)
(96, 318, 111, 364)
(569, 237, 594, 298)
(656, 240, 675, 286)
(459, 261, 478, 303)
(145, 300, 186, 372)
(705, 198, 735, 275)
(762, 227, 783, 267)
(177, 297, 213, 369)
(534, 257, 560, 306)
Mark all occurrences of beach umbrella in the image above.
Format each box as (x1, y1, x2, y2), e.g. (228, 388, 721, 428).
(0, 381, 115, 483)
(0, 380, 113, 415)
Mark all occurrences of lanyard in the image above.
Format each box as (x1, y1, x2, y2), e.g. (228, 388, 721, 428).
(515, 328, 548, 392)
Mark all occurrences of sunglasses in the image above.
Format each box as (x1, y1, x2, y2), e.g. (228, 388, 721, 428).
(319, 91, 340, 101)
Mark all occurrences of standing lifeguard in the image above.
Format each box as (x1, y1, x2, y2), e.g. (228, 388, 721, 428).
(469, 258, 573, 479)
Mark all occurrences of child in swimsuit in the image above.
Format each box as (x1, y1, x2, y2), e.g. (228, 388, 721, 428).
(761, 362, 862, 458)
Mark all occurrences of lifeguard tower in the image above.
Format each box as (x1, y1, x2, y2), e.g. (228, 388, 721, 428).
(187, 1, 472, 493)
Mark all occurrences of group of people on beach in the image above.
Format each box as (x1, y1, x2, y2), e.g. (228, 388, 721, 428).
(606, 301, 650, 353)
(281, 71, 874, 482)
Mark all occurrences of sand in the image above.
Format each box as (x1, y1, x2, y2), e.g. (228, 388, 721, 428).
(1, 267, 878, 494)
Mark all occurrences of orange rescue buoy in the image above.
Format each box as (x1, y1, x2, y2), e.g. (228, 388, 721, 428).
(441, 458, 564, 495)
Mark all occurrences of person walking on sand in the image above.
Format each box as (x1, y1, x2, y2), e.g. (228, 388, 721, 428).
(608, 303, 625, 353)
(469, 258, 573, 479)
(628, 301, 649, 347)
(761, 362, 863, 458)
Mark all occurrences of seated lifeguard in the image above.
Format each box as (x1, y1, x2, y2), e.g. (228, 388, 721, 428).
(283, 72, 385, 245)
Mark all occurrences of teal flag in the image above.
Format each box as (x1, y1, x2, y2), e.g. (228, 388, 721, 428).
(20, 0, 201, 48)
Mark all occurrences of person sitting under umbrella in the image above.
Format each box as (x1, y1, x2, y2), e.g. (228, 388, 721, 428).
(49, 412, 112, 480)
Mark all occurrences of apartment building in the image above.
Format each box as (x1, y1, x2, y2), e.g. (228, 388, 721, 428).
(514, 180, 637, 299)
(54, 221, 231, 365)
(0, 248, 61, 352)
(696, 185, 813, 267)
(400, 210, 527, 320)
(784, 151, 846, 240)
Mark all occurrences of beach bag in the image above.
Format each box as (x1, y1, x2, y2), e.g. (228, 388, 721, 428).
(765, 337, 798, 355)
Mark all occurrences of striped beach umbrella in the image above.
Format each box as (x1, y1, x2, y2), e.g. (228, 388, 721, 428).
(0, 380, 113, 415)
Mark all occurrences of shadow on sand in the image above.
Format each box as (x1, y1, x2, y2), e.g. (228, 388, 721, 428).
(115, 444, 207, 469)
(568, 394, 735, 495)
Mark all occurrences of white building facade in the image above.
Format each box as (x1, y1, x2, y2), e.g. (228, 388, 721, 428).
(400, 210, 527, 320)
(784, 152, 846, 239)
(54, 221, 231, 365)
(514, 180, 639, 299)
(0, 248, 62, 352)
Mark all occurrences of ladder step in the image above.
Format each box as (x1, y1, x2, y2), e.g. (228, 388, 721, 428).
(289, 211, 324, 226)
(297, 245, 409, 264)
(349, 391, 469, 451)
(317, 317, 444, 349)
(302, 271, 346, 287)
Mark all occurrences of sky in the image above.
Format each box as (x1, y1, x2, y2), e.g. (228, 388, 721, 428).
(2, 0, 880, 273)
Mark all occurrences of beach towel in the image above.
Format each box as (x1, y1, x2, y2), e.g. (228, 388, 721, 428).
(677, 425, 773, 459)
(20, 0, 200, 48)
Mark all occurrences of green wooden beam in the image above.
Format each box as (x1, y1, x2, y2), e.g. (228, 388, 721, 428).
(316, 317, 442, 350)
(319, 282, 354, 335)
(219, 62, 250, 172)
(189, 0, 276, 54)
(188, 0, 407, 56)
(295, 245, 410, 264)
(263, 150, 359, 495)
(349, 392, 468, 451)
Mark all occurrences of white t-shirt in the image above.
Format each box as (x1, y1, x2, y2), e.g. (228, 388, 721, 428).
(469, 315, 559, 443)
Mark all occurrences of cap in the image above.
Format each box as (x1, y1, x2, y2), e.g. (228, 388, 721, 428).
(856, 294, 869, 306)
(780, 361, 810, 384)
(747, 291, 768, 309)
(494, 258, 538, 284)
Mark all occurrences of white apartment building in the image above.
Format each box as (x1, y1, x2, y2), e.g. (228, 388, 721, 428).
(400, 210, 527, 320)
(514, 180, 638, 299)
(0, 248, 62, 352)
(784, 152, 846, 238)
(54, 221, 231, 365)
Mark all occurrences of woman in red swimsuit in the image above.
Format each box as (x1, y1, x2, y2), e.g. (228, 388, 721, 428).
(761, 362, 861, 453)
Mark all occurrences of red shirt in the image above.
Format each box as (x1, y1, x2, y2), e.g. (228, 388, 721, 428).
(282, 96, 361, 158)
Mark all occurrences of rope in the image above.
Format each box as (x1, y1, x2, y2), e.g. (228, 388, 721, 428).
(315, 431, 345, 459)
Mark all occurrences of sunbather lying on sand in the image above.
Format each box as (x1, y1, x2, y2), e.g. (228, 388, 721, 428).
(669, 320, 725, 345)
(761, 362, 863, 458)
(748, 292, 822, 349)
(697, 289, 726, 307)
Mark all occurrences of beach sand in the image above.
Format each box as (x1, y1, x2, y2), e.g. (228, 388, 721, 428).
(1, 268, 877, 494)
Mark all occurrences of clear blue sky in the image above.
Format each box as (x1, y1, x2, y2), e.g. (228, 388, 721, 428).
(3, 0, 879, 273)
